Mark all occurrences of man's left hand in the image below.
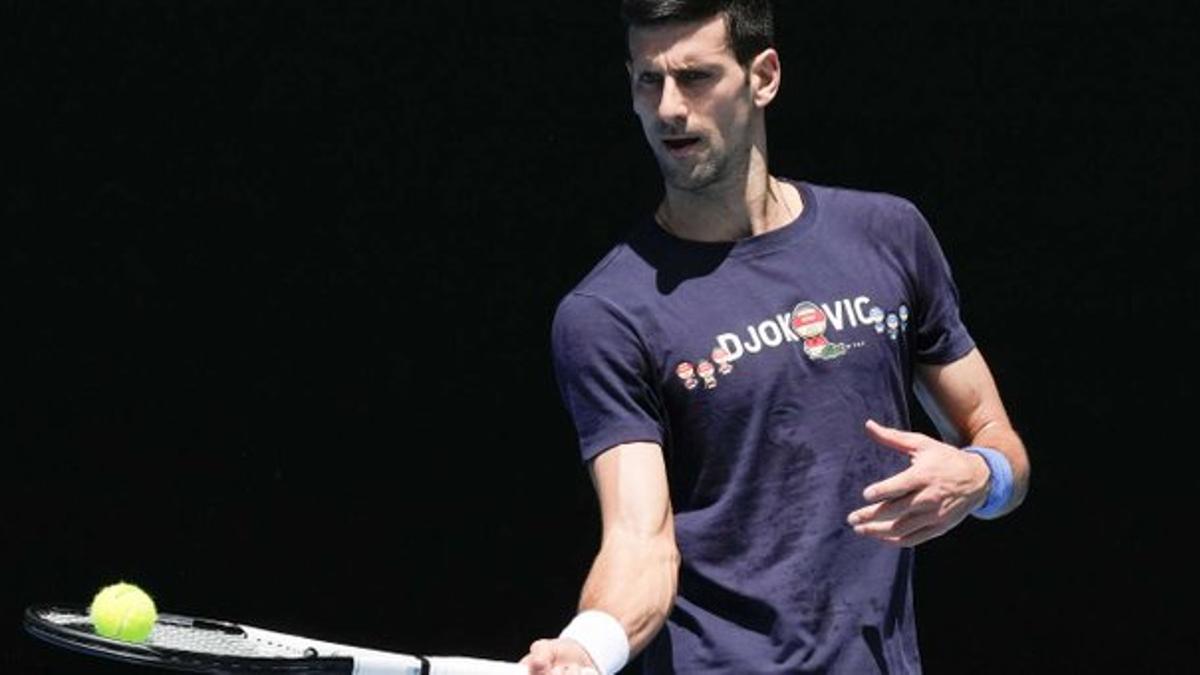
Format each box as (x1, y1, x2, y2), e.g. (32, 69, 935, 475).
(847, 419, 991, 547)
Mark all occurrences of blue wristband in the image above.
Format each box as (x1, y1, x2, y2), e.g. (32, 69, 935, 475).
(962, 446, 1013, 520)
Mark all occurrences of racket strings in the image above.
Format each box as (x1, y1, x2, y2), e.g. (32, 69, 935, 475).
(38, 609, 302, 658)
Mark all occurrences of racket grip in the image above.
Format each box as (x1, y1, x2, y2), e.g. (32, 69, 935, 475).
(426, 656, 529, 675)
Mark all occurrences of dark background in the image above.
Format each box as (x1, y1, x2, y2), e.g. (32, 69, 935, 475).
(4, 1, 1195, 672)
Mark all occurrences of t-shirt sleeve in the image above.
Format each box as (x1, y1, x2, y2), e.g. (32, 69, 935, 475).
(551, 292, 665, 462)
(900, 201, 976, 364)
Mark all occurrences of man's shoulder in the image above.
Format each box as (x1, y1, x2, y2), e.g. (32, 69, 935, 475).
(559, 223, 656, 304)
(797, 180, 933, 250)
(802, 180, 923, 223)
(551, 233, 654, 346)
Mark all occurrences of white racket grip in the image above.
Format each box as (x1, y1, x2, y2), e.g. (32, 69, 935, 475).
(426, 656, 529, 674)
(352, 653, 431, 675)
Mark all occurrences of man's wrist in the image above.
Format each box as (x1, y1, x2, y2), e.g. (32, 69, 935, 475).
(962, 445, 1014, 520)
(559, 609, 630, 675)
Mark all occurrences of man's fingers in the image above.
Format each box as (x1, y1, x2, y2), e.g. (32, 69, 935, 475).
(550, 668, 597, 675)
(522, 640, 555, 672)
(521, 638, 597, 675)
(521, 656, 548, 674)
(862, 467, 921, 503)
(852, 509, 939, 540)
(888, 523, 943, 548)
(526, 639, 552, 660)
(864, 419, 927, 455)
(848, 491, 919, 525)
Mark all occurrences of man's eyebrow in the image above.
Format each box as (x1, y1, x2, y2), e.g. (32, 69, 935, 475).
(633, 62, 722, 74)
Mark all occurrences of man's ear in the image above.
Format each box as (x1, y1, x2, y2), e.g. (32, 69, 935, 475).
(749, 48, 781, 108)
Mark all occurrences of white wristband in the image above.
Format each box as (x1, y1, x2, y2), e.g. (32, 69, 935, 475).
(558, 609, 630, 675)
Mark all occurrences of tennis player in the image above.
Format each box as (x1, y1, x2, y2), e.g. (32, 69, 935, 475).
(522, 1, 1030, 673)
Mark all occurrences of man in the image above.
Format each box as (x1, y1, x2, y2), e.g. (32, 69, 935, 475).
(522, 1, 1030, 673)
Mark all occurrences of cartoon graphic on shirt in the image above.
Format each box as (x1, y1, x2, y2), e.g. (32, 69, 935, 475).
(675, 362, 698, 390)
(870, 306, 887, 334)
(790, 301, 849, 361)
(712, 347, 734, 375)
(696, 360, 718, 389)
(886, 313, 901, 340)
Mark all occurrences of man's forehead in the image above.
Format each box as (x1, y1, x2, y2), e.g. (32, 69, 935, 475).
(627, 15, 734, 67)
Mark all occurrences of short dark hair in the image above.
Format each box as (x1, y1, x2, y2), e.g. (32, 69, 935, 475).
(621, 0, 774, 65)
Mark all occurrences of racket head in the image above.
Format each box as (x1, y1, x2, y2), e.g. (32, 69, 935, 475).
(24, 604, 352, 672)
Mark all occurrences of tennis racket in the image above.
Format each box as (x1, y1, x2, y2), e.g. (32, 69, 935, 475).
(25, 604, 528, 674)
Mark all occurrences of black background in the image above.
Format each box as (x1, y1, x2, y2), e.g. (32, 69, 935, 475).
(4, 1, 1195, 672)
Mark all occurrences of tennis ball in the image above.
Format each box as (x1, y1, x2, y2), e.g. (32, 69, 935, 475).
(89, 581, 158, 643)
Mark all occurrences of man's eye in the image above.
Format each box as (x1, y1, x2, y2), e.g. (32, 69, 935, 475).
(679, 71, 710, 83)
(638, 73, 663, 85)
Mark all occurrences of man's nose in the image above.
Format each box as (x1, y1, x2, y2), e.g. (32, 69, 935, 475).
(656, 78, 688, 125)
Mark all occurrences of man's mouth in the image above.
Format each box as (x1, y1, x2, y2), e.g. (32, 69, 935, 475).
(662, 137, 701, 154)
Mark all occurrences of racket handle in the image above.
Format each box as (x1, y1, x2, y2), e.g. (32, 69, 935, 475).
(426, 656, 528, 675)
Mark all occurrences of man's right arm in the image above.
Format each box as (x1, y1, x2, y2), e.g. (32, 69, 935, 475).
(523, 441, 679, 674)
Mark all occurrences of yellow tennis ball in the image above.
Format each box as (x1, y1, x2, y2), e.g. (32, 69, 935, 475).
(89, 582, 158, 643)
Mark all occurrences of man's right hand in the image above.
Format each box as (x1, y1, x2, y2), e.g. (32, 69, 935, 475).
(520, 637, 600, 675)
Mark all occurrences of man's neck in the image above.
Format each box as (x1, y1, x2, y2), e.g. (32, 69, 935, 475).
(656, 158, 802, 243)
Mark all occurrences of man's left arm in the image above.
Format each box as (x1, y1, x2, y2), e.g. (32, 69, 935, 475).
(848, 347, 1030, 546)
(915, 346, 1030, 514)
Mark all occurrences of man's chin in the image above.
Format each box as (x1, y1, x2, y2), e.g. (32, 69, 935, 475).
(656, 156, 719, 191)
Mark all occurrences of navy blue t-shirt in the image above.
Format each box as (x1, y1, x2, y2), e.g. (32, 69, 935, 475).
(551, 182, 976, 674)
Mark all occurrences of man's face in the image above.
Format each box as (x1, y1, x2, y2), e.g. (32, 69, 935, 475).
(627, 15, 757, 191)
